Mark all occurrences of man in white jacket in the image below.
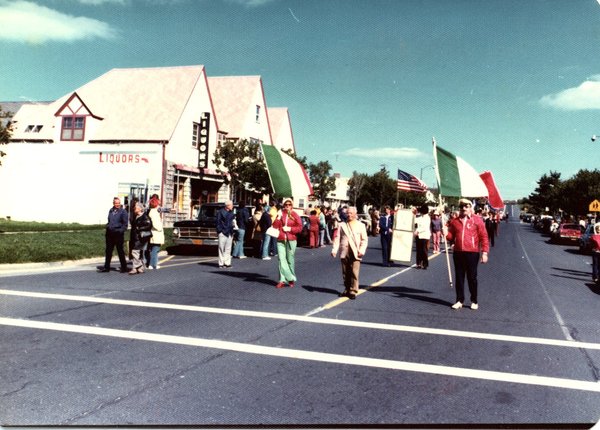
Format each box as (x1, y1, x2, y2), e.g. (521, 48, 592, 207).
(331, 206, 369, 299)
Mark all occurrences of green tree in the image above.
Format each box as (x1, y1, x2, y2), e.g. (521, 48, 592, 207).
(525, 171, 562, 215)
(363, 167, 397, 210)
(0, 105, 12, 166)
(559, 169, 600, 217)
(308, 160, 336, 203)
(212, 139, 272, 199)
(347, 171, 369, 208)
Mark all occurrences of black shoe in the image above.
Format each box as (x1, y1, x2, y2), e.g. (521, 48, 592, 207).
(119, 267, 128, 273)
(98, 267, 110, 273)
(339, 290, 349, 297)
(348, 293, 356, 300)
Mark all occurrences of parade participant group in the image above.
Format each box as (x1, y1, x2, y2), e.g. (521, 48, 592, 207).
(99, 195, 500, 310)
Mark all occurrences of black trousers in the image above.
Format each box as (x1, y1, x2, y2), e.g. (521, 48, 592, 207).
(416, 238, 429, 268)
(453, 251, 480, 304)
(104, 230, 128, 271)
(380, 233, 392, 265)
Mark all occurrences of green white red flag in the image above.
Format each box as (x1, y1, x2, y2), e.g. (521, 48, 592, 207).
(260, 143, 313, 199)
(432, 139, 488, 198)
(479, 170, 504, 209)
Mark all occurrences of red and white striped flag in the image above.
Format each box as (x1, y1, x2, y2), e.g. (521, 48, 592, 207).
(397, 169, 428, 193)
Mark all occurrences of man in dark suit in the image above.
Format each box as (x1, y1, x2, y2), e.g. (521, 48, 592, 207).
(378, 205, 394, 266)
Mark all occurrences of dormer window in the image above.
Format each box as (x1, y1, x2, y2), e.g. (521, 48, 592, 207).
(61, 116, 85, 141)
(24, 125, 43, 133)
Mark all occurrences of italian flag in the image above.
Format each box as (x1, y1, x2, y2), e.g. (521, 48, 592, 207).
(479, 170, 504, 209)
(433, 139, 488, 198)
(260, 143, 313, 199)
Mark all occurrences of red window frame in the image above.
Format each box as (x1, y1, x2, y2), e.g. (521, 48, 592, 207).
(61, 115, 86, 141)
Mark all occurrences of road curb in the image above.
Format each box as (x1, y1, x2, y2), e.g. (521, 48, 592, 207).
(0, 251, 169, 275)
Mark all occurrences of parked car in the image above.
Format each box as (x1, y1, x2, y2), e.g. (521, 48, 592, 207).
(550, 223, 584, 245)
(579, 223, 595, 254)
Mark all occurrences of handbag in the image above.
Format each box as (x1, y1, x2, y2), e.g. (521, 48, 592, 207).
(140, 230, 153, 239)
(266, 226, 280, 238)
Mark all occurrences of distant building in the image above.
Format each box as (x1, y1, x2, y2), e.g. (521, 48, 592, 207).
(326, 174, 350, 208)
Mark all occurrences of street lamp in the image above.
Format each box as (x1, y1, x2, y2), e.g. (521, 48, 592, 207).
(420, 164, 435, 179)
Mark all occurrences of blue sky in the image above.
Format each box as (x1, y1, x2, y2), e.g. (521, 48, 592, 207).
(2, 0, 600, 200)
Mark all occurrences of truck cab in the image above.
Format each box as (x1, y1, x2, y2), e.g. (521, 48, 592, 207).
(172, 202, 238, 247)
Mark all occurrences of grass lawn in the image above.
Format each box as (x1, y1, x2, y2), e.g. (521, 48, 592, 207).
(0, 220, 174, 264)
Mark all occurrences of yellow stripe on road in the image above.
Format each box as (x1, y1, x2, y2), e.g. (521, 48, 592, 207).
(2, 289, 599, 351)
(1, 316, 599, 393)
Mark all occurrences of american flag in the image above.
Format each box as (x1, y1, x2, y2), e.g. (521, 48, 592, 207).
(397, 169, 428, 193)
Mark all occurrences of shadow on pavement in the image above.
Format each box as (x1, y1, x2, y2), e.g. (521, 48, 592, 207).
(371, 286, 453, 307)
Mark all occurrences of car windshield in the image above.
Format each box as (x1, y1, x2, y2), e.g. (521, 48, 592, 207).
(198, 205, 223, 220)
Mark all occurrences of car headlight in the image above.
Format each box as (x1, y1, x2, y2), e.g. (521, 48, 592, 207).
(173, 228, 179, 237)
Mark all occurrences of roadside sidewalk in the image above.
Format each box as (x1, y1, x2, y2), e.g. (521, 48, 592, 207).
(0, 251, 169, 276)
(0, 256, 104, 276)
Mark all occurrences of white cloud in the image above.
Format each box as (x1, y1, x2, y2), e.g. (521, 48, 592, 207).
(225, 0, 278, 7)
(0, 0, 118, 44)
(340, 147, 425, 160)
(540, 76, 600, 110)
(76, 0, 126, 4)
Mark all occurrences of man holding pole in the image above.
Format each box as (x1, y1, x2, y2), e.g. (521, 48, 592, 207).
(445, 198, 489, 310)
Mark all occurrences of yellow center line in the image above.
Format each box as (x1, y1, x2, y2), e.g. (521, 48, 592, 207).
(320, 252, 443, 309)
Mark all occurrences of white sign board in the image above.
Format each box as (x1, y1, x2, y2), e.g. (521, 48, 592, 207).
(390, 208, 414, 263)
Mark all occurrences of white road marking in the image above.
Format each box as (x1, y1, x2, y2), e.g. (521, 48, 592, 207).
(1, 289, 599, 351)
(515, 226, 573, 341)
(1, 316, 599, 393)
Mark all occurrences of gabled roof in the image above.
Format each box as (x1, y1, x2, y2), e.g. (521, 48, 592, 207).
(10, 66, 208, 143)
(9, 103, 55, 141)
(207, 76, 265, 138)
(268, 107, 295, 153)
(60, 65, 207, 142)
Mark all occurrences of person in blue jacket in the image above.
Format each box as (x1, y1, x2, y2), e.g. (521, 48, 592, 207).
(99, 197, 129, 273)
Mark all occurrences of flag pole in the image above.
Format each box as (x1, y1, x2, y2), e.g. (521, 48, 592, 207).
(433, 137, 453, 289)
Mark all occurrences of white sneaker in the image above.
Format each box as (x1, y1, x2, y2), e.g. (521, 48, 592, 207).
(262, 257, 271, 260)
(451, 301, 463, 310)
(471, 303, 479, 310)
(239, 256, 247, 259)
(155, 265, 160, 270)
(147, 266, 154, 270)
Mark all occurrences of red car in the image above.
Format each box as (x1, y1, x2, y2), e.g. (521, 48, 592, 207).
(551, 223, 583, 244)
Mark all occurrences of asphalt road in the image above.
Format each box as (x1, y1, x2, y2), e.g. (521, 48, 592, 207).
(1, 213, 599, 427)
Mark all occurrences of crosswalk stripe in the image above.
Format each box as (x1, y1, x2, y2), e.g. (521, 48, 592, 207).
(1, 289, 599, 351)
(1, 316, 598, 393)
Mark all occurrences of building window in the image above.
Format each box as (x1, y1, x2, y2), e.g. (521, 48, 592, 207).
(61, 116, 85, 141)
(192, 122, 199, 147)
(255, 105, 260, 123)
(25, 125, 43, 133)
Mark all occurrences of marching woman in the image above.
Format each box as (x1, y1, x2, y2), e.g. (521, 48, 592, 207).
(272, 198, 304, 288)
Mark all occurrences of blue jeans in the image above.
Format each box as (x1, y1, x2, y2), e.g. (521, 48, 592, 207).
(232, 229, 246, 257)
(149, 244, 161, 268)
(261, 233, 271, 258)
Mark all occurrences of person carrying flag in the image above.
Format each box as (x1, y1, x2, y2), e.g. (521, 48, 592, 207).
(445, 198, 489, 310)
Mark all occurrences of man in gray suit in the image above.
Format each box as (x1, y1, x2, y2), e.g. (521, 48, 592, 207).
(331, 206, 369, 299)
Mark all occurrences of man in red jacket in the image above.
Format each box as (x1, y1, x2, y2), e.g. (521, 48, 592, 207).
(445, 198, 489, 310)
